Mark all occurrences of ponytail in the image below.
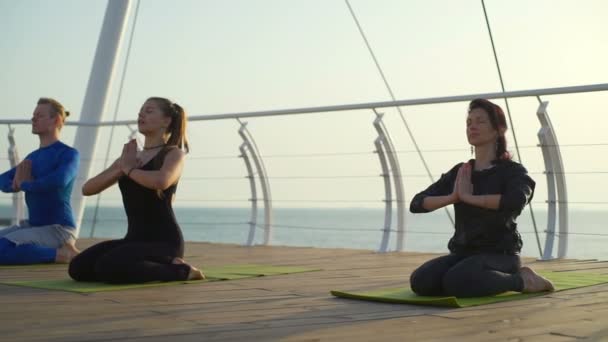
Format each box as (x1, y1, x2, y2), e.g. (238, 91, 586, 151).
(496, 134, 509, 161)
(146, 97, 189, 153)
(166, 102, 189, 153)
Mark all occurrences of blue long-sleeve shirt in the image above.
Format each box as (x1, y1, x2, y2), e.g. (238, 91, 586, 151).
(0, 141, 79, 228)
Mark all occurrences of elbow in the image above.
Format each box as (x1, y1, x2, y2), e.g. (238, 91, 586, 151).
(410, 207, 425, 214)
(155, 179, 173, 191)
(499, 194, 527, 213)
(82, 181, 96, 196)
(154, 172, 175, 190)
(82, 186, 93, 196)
(410, 205, 429, 214)
(409, 195, 429, 214)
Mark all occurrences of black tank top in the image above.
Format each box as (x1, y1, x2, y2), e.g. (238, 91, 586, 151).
(119, 147, 184, 247)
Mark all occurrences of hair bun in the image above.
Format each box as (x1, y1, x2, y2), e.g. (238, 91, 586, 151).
(65, 110, 71, 117)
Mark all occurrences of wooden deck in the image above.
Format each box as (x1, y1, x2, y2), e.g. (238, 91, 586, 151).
(2, 238, 608, 341)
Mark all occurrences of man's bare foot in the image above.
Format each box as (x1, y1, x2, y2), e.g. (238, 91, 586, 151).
(55, 241, 80, 263)
(172, 257, 205, 280)
(520, 266, 555, 293)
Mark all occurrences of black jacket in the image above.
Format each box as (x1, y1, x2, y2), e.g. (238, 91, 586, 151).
(410, 159, 535, 255)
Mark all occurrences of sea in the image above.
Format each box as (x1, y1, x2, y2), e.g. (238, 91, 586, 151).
(1, 205, 605, 260)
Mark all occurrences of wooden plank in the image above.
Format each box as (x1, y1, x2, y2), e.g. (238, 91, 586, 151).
(1, 238, 608, 341)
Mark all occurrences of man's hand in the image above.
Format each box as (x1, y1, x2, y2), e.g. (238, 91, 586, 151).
(12, 160, 33, 191)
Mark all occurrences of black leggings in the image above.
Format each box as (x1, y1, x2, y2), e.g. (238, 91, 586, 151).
(68, 239, 189, 284)
(409, 253, 524, 297)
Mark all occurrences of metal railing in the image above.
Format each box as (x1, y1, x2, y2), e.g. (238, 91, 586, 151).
(2, 83, 608, 258)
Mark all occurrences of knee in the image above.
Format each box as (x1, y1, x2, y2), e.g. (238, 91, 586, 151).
(442, 268, 476, 297)
(93, 255, 129, 283)
(0, 238, 13, 253)
(0, 239, 16, 264)
(410, 267, 439, 296)
(68, 255, 88, 281)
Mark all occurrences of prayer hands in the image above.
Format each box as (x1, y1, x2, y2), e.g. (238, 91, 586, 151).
(12, 159, 33, 191)
(456, 162, 473, 202)
(119, 139, 139, 174)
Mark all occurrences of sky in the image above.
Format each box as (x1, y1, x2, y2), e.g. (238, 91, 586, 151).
(0, 0, 607, 216)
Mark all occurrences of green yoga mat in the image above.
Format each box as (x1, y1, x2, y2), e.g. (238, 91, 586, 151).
(1, 264, 319, 293)
(331, 271, 608, 308)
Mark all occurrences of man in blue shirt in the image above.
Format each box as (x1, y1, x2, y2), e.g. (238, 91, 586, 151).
(0, 98, 80, 264)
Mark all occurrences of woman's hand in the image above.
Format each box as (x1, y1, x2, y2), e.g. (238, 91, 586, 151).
(450, 165, 463, 204)
(457, 162, 474, 202)
(119, 139, 139, 175)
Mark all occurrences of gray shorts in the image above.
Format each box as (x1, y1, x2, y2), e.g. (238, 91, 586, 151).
(0, 221, 76, 248)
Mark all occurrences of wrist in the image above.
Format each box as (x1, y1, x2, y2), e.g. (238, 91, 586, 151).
(17, 180, 30, 191)
(120, 164, 133, 174)
(450, 193, 458, 204)
(126, 167, 136, 178)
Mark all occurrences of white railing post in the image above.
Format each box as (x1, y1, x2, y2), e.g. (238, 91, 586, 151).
(373, 115, 393, 253)
(239, 141, 258, 246)
(238, 122, 272, 245)
(537, 101, 569, 259)
(372, 112, 406, 252)
(71, 0, 132, 237)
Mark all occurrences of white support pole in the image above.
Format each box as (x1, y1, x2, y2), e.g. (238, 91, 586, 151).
(383, 135, 406, 251)
(537, 101, 569, 259)
(7, 127, 24, 225)
(71, 0, 132, 237)
(372, 113, 406, 252)
(374, 132, 392, 253)
(374, 122, 393, 253)
(373, 115, 393, 252)
(239, 141, 258, 246)
(238, 122, 272, 245)
(89, 125, 137, 238)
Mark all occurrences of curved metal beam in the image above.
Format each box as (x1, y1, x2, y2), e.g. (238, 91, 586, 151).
(537, 101, 569, 259)
(373, 113, 406, 252)
(373, 123, 393, 252)
(239, 142, 258, 246)
(238, 122, 273, 245)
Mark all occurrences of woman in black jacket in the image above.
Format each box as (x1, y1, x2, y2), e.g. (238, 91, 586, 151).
(409, 99, 554, 297)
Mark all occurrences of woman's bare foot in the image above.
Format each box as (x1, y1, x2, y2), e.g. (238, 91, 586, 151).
(55, 241, 80, 263)
(187, 266, 205, 280)
(520, 266, 555, 293)
(172, 257, 205, 280)
(172, 257, 186, 265)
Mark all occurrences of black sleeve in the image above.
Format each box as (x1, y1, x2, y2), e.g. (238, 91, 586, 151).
(410, 163, 462, 213)
(498, 163, 535, 214)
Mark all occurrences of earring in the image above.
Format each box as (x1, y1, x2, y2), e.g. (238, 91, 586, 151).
(470, 145, 474, 156)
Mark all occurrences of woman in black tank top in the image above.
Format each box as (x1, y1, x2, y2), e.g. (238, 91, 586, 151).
(69, 97, 204, 283)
